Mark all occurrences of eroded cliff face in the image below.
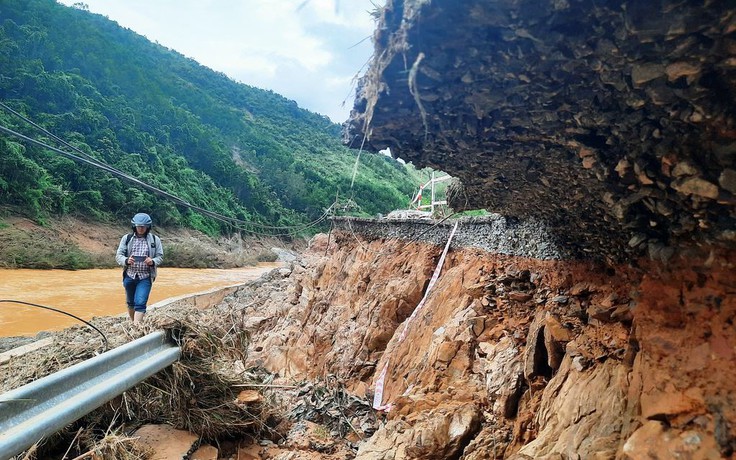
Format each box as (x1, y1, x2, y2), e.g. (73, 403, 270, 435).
(235, 229, 736, 458)
(336, 4, 736, 454)
(344, 0, 736, 261)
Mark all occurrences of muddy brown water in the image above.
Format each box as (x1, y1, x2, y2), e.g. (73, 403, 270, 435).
(0, 263, 281, 337)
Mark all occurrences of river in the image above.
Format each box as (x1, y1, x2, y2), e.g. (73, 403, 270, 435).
(0, 263, 281, 337)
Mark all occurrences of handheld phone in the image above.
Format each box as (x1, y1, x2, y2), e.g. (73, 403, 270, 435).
(133, 255, 146, 262)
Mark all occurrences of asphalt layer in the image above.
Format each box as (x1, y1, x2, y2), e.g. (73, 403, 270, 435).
(331, 215, 574, 260)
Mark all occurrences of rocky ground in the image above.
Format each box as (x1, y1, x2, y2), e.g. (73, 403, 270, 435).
(235, 226, 735, 459)
(3, 217, 733, 459)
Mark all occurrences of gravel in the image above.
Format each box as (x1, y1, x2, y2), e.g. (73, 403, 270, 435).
(332, 215, 575, 260)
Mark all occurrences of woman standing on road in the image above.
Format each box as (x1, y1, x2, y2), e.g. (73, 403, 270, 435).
(115, 213, 164, 325)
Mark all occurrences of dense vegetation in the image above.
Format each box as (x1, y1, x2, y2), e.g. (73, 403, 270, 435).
(0, 0, 418, 236)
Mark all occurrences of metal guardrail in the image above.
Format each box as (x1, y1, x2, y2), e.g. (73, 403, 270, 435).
(0, 331, 181, 459)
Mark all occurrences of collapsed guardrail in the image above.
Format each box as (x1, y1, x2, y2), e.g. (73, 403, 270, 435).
(0, 331, 181, 459)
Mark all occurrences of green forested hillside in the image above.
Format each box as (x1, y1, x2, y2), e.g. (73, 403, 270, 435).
(0, 0, 417, 235)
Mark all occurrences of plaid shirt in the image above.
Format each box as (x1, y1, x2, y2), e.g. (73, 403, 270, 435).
(126, 235, 151, 279)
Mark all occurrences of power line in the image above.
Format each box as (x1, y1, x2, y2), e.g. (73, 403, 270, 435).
(0, 101, 131, 178)
(0, 104, 335, 236)
(0, 101, 336, 232)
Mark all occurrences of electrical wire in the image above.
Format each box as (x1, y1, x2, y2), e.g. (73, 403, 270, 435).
(0, 100, 418, 238)
(0, 101, 342, 233)
(0, 300, 108, 351)
(0, 119, 332, 236)
(0, 102, 297, 229)
(0, 101, 132, 177)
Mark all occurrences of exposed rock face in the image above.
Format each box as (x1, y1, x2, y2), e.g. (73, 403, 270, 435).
(337, 2, 736, 457)
(344, 0, 736, 261)
(233, 231, 736, 458)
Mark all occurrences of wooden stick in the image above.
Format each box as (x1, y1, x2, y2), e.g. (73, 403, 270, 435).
(61, 427, 84, 460)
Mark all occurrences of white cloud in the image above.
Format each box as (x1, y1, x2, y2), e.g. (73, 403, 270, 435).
(57, 0, 381, 122)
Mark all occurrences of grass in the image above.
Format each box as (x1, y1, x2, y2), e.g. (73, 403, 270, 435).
(0, 228, 95, 269)
(455, 209, 490, 217)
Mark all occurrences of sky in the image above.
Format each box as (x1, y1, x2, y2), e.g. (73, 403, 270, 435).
(57, 0, 382, 123)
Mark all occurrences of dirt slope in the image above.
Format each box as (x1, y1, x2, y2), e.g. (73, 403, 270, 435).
(232, 227, 735, 459)
(0, 214, 299, 269)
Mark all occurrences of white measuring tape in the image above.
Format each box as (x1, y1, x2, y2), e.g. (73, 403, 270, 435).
(373, 222, 459, 411)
